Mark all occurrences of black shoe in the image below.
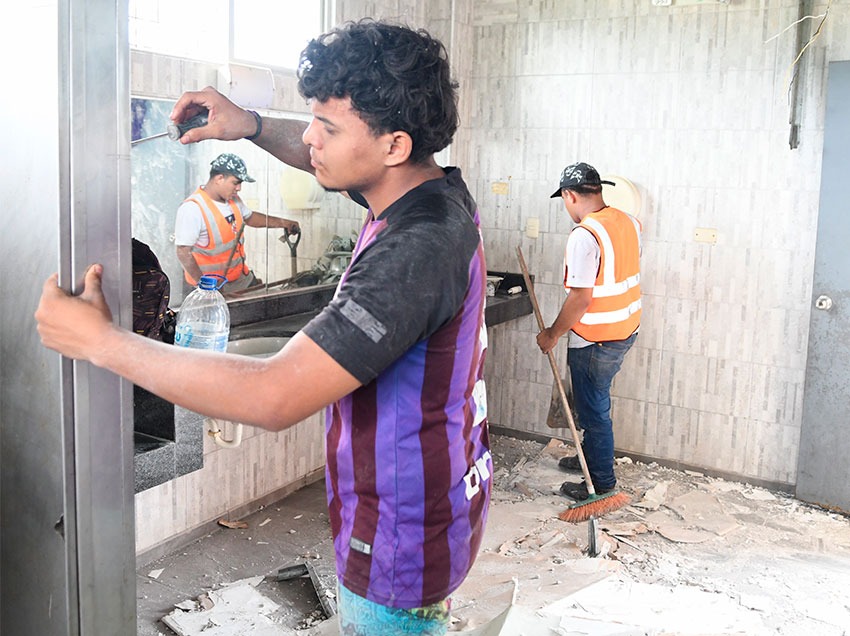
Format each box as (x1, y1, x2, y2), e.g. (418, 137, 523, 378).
(558, 454, 582, 471)
(559, 481, 615, 501)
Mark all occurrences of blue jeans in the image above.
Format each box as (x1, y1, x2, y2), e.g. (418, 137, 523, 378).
(567, 333, 637, 490)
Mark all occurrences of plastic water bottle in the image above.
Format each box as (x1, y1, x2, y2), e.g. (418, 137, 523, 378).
(173, 275, 230, 352)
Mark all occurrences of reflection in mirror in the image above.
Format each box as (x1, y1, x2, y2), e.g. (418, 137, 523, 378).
(130, 97, 361, 307)
(126, 0, 356, 501)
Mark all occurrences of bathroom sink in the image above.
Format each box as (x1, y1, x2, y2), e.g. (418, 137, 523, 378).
(226, 336, 290, 358)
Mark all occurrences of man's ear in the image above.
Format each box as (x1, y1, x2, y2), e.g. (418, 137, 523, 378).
(384, 131, 413, 167)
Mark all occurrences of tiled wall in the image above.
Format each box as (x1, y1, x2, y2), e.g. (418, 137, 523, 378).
(135, 414, 324, 554)
(461, 0, 850, 486)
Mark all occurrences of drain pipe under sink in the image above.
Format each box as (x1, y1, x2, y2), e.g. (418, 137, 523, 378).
(205, 417, 244, 448)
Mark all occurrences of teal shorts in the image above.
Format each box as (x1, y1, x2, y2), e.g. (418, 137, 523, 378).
(337, 583, 451, 635)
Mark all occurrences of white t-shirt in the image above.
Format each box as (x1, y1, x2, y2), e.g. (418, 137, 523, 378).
(563, 227, 600, 348)
(174, 193, 253, 247)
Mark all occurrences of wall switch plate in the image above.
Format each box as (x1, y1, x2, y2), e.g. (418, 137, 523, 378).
(526, 217, 540, 239)
(491, 181, 509, 195)
(694, 227, 717, 244)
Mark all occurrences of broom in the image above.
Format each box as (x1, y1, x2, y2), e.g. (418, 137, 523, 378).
(516, 246, 630, 524)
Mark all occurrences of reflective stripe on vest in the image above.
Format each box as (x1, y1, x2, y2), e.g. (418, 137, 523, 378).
(184, 187, 248, 285)
(568, 208, 642, 342)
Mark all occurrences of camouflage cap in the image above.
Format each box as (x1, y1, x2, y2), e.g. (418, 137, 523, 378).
(210, 153, 255, 183)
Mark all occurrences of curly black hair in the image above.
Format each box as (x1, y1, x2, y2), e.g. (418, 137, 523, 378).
(297, 19, 459, 164)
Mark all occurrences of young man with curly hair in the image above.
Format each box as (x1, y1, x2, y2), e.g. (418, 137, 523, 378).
(37, 20, 490, 636)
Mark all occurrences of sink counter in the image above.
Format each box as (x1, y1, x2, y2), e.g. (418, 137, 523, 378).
(229, 292, 532, 342)
(485, 292, 532, 326)
(230, 310, 319, 340)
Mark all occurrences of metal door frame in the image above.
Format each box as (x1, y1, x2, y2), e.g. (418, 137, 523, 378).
(63, 0, 137, 631)
(1, 1, 136, 633)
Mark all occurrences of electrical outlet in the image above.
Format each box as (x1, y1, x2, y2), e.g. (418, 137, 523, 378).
(526, 217, 540, 239)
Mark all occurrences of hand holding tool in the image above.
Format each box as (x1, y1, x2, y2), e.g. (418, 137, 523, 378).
(280, 227, 301, 276)
(131, 109, 210, 146)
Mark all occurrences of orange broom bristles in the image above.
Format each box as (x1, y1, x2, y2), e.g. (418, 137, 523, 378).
(558, 490, 631, 523)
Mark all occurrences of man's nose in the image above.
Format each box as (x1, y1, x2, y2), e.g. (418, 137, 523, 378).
(302, 119, 317, 147)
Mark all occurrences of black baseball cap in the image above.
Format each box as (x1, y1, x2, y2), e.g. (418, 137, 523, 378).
(550, 162, 614, 198)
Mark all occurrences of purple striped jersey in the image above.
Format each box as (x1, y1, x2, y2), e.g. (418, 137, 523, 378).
(303, 168, 492, 608)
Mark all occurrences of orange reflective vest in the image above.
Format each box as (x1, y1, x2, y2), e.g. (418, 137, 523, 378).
(183, 187, 249, 285)
(565, 207, 642, 342)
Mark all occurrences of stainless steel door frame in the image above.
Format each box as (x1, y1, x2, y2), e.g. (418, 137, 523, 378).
(1, 1, 136, 633)
(65, 0, 137, 631)
(798, 61, 850, 513)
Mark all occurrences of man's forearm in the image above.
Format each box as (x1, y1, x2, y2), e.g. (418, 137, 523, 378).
(549, 288, 594, 339)
(253, 118, 313, 174)
(245, 213, 297, 229)
(87, 327, 351, 432)
(36, 266, 361, 432)
(549, 301, 583, 340)
(176, 247, 202, 281)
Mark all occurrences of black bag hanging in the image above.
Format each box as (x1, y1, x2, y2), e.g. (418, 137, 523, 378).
(132, 238, 176, 343)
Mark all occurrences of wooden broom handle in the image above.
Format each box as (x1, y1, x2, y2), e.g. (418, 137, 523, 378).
(515, 246, 596, 494)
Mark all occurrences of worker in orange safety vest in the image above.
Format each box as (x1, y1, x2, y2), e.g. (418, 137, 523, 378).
(536, 161, 641, 502)
(175, 153, 300, 296)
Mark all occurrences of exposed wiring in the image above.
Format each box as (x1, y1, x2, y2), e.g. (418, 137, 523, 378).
(776, 1, 831, 104)
(763, 11, 827, 45)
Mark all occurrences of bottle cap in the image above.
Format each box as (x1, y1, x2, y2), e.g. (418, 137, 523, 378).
(198, 274, 227, 289)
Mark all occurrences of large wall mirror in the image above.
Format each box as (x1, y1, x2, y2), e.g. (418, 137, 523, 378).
(130, 97, 361, 306)
(129, 0, 363, 307)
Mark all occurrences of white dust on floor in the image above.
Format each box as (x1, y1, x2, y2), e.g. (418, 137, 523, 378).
(448, 435, 850, 635)
(153, 434, 850, 635)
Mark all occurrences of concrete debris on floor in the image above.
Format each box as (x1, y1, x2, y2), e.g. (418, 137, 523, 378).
(446, 577, 767, 636)
(138, 434, 850, 636)
(543, 577, 767, 634)
(275, 560, 337, 618)
(162, 576, 286, 635)
(137, 484, 334, 636)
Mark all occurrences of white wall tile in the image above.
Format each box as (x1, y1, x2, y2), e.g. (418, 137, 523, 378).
(136, 418, 324, 555)
(463, 0, 850, 486)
